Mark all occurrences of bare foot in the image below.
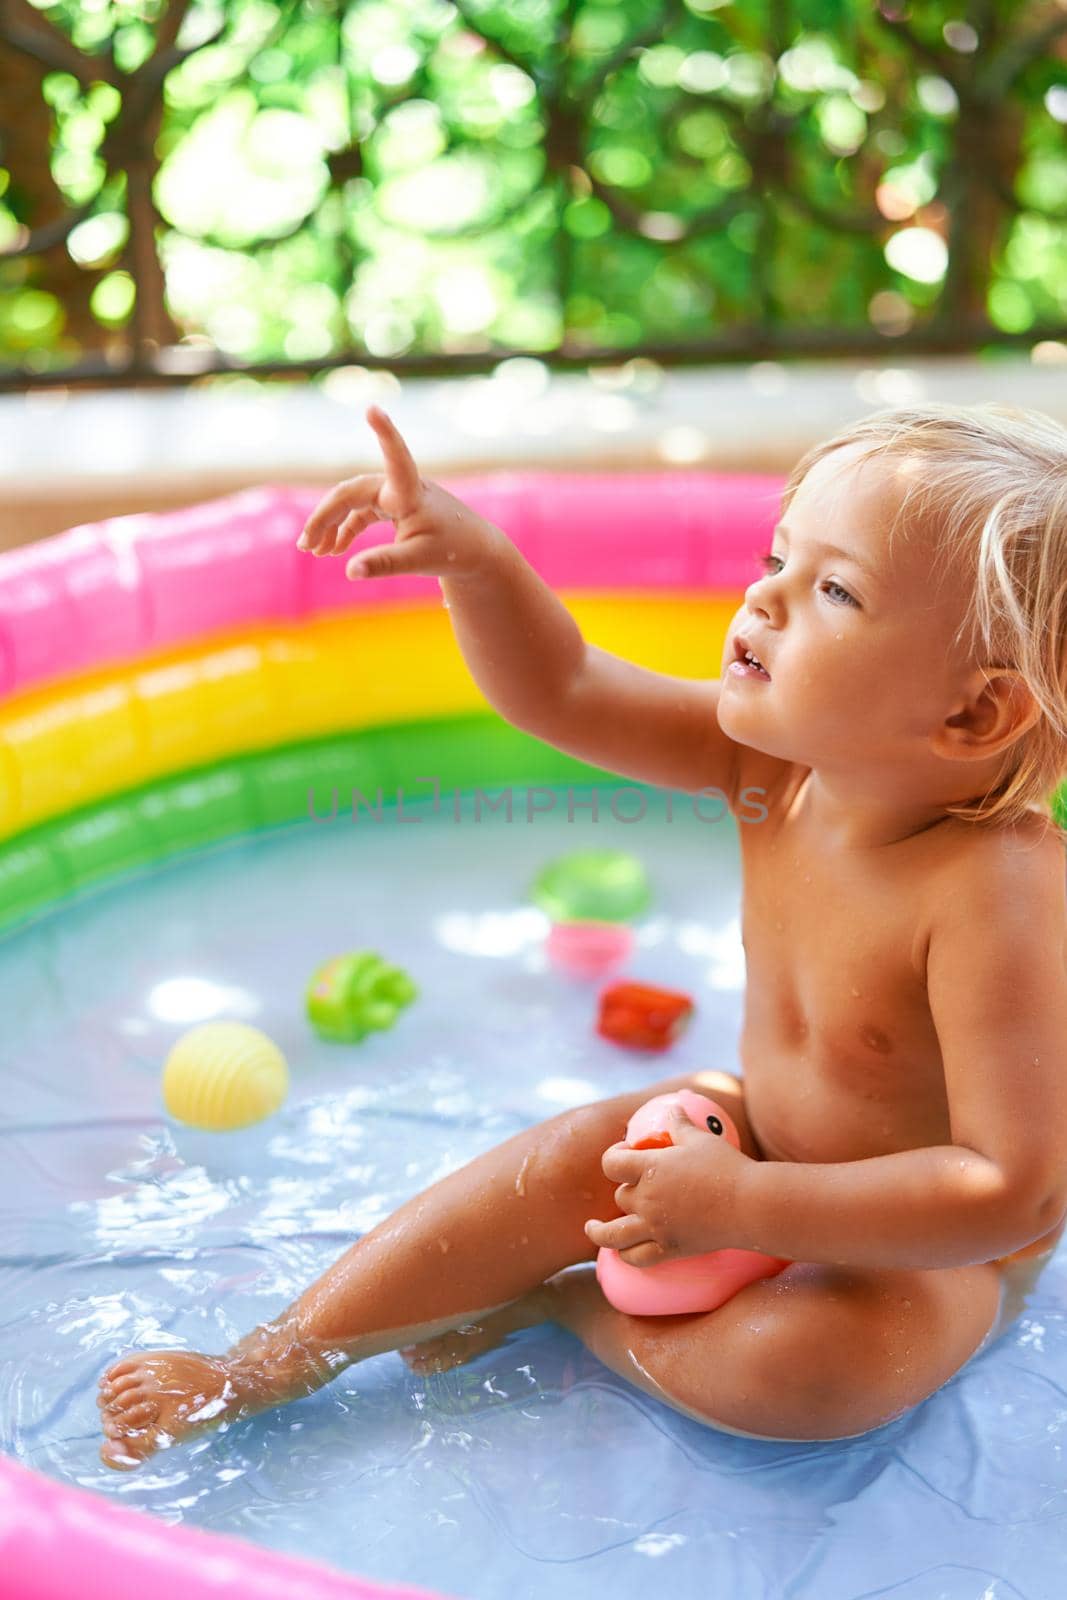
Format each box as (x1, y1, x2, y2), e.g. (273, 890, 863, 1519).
(400, 1290, 548, 1375)
(97, 1350, 242, 1470)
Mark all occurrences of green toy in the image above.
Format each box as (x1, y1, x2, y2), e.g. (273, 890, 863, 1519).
(531, 849, 651, 924)
(307, 951, 418, 1043)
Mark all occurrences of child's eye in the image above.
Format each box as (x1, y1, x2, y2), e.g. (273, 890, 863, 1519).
(756, 552, 859, 609)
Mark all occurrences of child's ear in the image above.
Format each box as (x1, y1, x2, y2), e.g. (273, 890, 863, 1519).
(933, 667, 1041, 760)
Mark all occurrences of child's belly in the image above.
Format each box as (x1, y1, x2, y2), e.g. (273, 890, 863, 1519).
(741, 1035, 1067, 1270)
(739, 1025, 953, 1167)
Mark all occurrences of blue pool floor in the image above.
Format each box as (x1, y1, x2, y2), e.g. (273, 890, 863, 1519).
(0, 792, 1065, 1600)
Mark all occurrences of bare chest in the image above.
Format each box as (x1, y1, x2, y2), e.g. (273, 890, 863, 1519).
(736, 807, 949, 1163)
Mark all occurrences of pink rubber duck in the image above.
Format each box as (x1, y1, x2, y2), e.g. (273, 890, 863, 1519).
(595, 1090, 791, 1316)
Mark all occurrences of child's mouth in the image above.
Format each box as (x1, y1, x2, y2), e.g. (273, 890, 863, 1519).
(729, 639, 771, 680)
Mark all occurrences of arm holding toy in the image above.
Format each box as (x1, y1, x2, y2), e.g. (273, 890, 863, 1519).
(298, 408, 747, 799)
(587, 1123, 1055, 1271)
(588, 861, 1067, 1272)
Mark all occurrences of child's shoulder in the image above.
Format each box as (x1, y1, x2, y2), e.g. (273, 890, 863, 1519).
(922, 811, 1066, 1014)
(929, 808, 1065, 928)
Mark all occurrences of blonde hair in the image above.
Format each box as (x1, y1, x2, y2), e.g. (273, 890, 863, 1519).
(782, 403, 1067, 833)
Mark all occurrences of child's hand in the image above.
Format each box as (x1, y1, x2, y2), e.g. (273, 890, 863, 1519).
(583, 1103, 751, 1265)
(297, 406, 498, 582)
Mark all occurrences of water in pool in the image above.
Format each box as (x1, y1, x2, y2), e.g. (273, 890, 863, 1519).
(1, 793, 1065, 1600)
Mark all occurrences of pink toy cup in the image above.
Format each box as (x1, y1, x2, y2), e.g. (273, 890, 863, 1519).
(546, 920, 634, 978)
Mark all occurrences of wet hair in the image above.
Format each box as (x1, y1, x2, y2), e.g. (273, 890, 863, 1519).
(782, 403, 1067, 833)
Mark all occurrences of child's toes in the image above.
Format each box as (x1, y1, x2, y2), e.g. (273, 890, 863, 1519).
(97, 1366, 142, 1406)
(103, 1358, 142, 1384)
(102, 1408, 157, 1446)
(103, 1381, 150, 1417)
(102, 1371, 144, 1402)
(103, 1382, 151, 1420)
(100, 1430, 151, 1470)
(100, 1396, 162, 1470)
(104, 1399, 157, 1432)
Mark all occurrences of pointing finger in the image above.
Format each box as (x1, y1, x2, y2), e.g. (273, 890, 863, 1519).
(366, 406, 421, 510)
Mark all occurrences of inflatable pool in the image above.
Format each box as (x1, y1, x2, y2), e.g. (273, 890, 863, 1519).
(2, 473, 1065, 1600)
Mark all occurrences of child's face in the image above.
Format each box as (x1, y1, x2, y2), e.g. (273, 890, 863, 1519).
(718, 445, 976, 775)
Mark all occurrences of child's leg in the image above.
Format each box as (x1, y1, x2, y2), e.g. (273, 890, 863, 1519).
(98, 1069, 756, 1468)
(534, 1253, 1003, 1444)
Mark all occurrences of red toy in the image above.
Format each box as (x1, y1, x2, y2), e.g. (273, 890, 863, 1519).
(596, 981, 694, 1050)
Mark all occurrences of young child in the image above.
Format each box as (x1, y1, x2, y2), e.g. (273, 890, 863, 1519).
(98, 402, 1067, 1466)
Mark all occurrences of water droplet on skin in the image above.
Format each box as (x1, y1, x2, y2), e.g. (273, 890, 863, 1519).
(850, 986, 861, 997)
(439, 1238, 450, 1253)
(803, 874, 811, 883)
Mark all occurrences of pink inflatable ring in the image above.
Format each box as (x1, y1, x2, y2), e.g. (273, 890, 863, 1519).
(595, 1091, 790, 1316)
(0, 468, 785, 1600)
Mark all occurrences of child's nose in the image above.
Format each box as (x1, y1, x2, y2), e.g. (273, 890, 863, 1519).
(744, 575, 781, 621)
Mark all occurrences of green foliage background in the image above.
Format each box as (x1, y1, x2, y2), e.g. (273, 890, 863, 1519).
(1, 0, 1065, 376)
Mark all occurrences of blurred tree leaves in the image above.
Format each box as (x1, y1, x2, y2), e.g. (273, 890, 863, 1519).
(0, 0, 1064, 378)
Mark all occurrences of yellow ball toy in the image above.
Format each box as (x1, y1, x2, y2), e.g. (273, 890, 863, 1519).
(162, 1022, 289, 1131)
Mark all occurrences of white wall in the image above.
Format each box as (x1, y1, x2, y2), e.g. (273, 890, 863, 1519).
(3, 352, 1066, 547)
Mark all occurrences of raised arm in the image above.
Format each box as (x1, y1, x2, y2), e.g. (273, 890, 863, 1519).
(298, 407, 747, 801)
